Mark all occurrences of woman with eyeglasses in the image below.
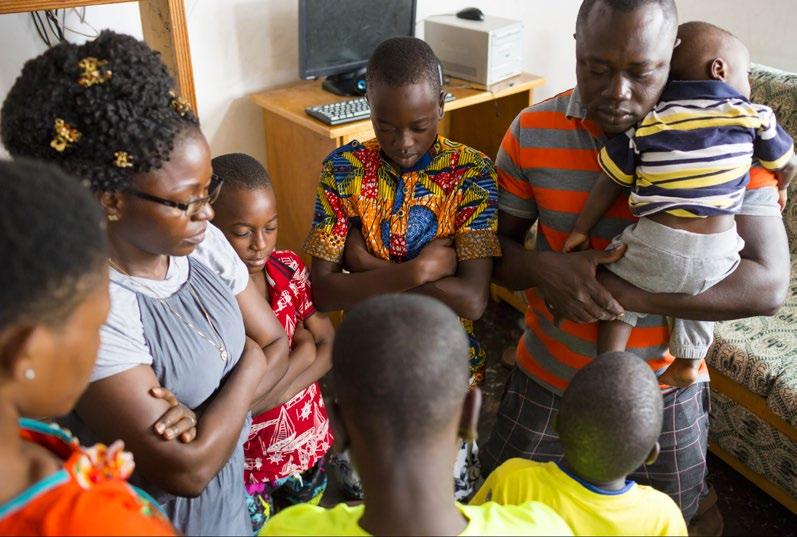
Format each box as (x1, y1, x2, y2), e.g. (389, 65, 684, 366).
(1, 31, 290, 536)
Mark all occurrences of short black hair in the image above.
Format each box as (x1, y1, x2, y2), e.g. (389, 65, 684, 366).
(670, 21, 744, 81)
(331, 294, 469, 445)
(211, 153, 271, 192)
(1, 30, 198, 193)
(0, 159, 107, 328)
(558, 351, 663, 483)
(366, 36, 442, 94)
(575, 0, 677, 35)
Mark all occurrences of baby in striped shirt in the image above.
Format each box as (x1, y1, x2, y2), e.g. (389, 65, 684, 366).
(564, 21, 796, 388)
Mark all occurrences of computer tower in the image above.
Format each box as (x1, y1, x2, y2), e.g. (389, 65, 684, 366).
(424, 14, 523, 88)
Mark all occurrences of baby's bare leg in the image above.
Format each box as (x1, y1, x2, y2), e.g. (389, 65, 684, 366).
(660, 317, 713, 387)
(597, 319, 633, 354)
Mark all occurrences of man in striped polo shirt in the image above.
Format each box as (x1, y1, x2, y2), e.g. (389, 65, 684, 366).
(482, 0, 790, 530)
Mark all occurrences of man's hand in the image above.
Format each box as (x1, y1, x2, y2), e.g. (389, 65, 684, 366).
(412, 238, 457, 284)
(537, 245, 627, 325)
(778, 188, 788, 212)
(149, 387, 197, 443)
(563, 231, 590, 253)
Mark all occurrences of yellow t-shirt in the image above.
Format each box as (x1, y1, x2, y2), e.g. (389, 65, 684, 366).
(471, 459, 687, 536)
(259, 500, 573, 536)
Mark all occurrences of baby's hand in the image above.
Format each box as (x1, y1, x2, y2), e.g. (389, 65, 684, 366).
(778, 188, 788, 212)
(563, 231, 590, 253)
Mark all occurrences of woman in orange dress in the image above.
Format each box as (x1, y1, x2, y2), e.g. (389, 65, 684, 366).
(0, 160, 175, 536)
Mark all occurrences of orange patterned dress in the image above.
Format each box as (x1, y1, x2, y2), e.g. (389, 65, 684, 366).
(0, 419, 174, 536)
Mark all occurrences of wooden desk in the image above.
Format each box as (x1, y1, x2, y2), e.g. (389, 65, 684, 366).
(250, 72, 545, 254)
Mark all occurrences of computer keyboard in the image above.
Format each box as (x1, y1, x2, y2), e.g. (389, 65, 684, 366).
(305, 92, 456, 126)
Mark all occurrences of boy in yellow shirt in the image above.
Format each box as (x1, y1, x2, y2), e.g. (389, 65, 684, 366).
(472, 352, 687, 536)
(260, 294, 572, 536)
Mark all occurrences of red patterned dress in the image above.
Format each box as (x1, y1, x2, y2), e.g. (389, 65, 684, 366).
(243, 250, 332, 526)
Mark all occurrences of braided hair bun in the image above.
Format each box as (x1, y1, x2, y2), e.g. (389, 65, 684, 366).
(1, 30, 198, 192)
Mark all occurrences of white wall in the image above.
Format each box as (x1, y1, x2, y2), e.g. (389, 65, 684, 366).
(2, 1, 795, 163)
(186, 0, 300, 162)
(0, 4, 144, 159)
(675, 0, 797, 72)
(187, 0, 582, 165)
(0, 1, 580, 162)
(0, 5, 144, 93)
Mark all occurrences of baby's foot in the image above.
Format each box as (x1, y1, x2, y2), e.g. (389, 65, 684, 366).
(659, 358, 701, 388)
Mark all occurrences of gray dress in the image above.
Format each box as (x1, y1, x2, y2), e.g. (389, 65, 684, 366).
(65, 257, 252, 536)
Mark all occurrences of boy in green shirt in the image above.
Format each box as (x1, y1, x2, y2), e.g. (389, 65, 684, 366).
(261, 295, 572, 536)
(473, 352, 687, 536)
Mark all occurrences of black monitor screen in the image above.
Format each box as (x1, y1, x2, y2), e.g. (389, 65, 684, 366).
(299, 0, 416, 78)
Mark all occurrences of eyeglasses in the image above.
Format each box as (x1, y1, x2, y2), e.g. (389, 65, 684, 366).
(125, 174, 224, 217)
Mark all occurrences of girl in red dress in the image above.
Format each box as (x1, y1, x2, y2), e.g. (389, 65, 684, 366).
(211, 153, 335, 530)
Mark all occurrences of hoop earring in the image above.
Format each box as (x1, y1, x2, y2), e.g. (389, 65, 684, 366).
(24, 369, 36, 380)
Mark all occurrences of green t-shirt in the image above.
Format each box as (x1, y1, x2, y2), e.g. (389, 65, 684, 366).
(472, 459, 687, 536)
(259, 500, 572, 536)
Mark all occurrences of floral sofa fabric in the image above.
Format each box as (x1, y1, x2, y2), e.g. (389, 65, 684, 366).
(748, 64, 797, 252)
(705, 63, 797, 511)
(710, 390, 797, 500)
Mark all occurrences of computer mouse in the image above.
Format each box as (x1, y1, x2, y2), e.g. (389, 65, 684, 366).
(456, 7, 485, 21)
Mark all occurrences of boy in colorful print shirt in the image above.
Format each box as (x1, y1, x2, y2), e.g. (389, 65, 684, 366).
(304, 36, 501, 500)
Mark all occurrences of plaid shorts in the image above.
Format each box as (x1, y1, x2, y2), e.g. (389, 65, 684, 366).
(480, 367, 710, 522)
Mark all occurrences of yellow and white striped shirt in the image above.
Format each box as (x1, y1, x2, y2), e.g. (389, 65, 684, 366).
(599, 80, 794, 218)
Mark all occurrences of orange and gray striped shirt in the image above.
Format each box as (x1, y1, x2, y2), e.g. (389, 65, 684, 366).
(497, 88, 780, 394)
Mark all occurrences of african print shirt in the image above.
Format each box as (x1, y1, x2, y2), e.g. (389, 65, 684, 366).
(304, 136, 501, 385)
(244, 251, 333, 485)
(0, 419, 174, 536)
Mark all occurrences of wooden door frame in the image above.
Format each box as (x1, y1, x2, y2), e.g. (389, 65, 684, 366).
(0, 0, 197, 114)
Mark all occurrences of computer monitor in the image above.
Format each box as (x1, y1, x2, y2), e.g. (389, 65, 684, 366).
(298, 0, 417, 96)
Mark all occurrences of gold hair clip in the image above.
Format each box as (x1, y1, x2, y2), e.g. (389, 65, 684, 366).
(113, 151, 133, 169)
(50, 118, 81, 152)
(169, 90, 192, 117)
(78, 57, 112, 88)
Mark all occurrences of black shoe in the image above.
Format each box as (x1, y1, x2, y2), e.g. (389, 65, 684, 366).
(688, 486, 724, 536)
